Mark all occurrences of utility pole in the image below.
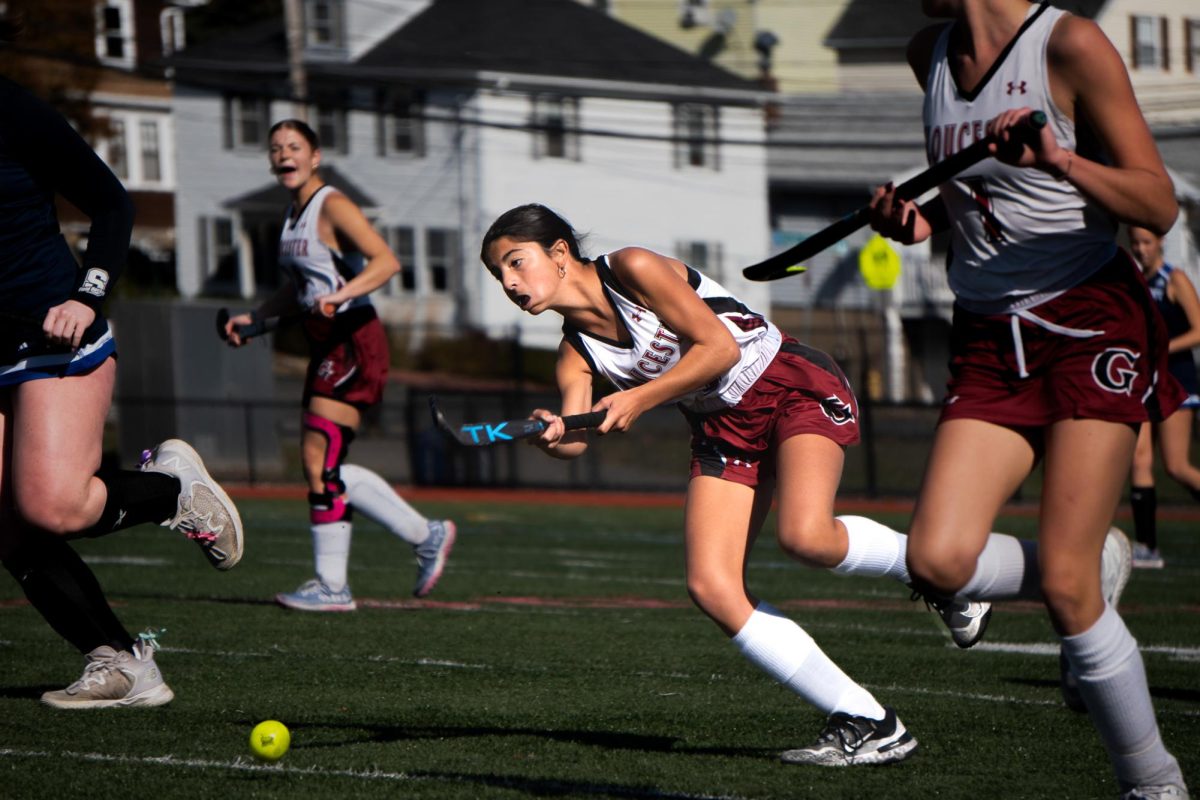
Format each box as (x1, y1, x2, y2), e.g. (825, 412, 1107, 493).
(283, 0, 307, 119)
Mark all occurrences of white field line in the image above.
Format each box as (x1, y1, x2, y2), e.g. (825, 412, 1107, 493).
(0, 748, 747, 800)
(974, 641, 1200, 662)
(82, 555, 173, 566)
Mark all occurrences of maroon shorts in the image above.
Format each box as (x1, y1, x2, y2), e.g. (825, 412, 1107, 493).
(302, 306, 390, 409)
(940, 251, 1186, 428)
(685, 338, 860, 487)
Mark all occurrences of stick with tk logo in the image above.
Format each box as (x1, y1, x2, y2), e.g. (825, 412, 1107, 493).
(742, 110, 1048, 282)
(429, 396, 607, 447)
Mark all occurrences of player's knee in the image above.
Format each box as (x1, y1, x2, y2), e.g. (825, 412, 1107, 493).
(685, 571, 743, 619)
(906, 551, 971, 596)
(776, 517, 840, 568)
(1039, 568, 1090, 617)
(14, 496, 87, 536)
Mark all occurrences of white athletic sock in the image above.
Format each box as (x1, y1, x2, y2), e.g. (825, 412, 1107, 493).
(312, 521, 352, 592)
(341, 464, 429, 546)
(732, 601, 885, 720)
(958, 533, 1040, 601)
(832, 515, 909, 583)
(1062, 604, 1184, 789)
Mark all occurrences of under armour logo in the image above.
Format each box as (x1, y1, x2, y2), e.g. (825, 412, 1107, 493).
(631, 307, 645, 323)
(1006, 81, 1027, 95)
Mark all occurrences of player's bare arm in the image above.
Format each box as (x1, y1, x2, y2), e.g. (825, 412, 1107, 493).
(531, 340, 595, 459)
(316, 193, 401, 314)
(596, 247, 739, 434)
(1167, 270, 1200, 355)
(906, 24, 943, 89)
(1040, 14, 1177, 233)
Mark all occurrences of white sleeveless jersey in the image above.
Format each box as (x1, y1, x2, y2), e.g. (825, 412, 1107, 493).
(924, 2, 1117, 313)
(278, 185, 371, 313)
(563, 254, 782, 414)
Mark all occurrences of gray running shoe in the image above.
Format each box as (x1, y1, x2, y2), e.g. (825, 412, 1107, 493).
(1061, 526, 1135, 713)
(1132, 542, 1165, 570)
(781, 707, 917, 767)
(141, 439, 244, 570)
(413, 519, 456, 598)
(913, 590, 993, 649)
(42, 631, 174, 709)
(1120, 783, 1190, 800)
(276, 578, 357, 612)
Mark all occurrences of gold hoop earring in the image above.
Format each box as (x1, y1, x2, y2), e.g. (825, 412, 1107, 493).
(558, 264, 567, 279)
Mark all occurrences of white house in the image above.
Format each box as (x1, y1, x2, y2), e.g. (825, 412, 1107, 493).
(168, 0, 771, 351)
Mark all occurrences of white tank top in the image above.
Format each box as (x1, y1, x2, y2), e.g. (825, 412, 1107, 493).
(277, 185, 371, 313)
(563, 254, 782, 414)
(924, 2, 1116, 313)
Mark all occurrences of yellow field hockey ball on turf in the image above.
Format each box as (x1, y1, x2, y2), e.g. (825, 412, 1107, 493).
(249, 720, 291, 762)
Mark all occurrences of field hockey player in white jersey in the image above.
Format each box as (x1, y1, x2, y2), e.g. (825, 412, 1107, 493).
(868, 1, 1187, 797)
(478, 203, 1017, 767)
(223, 119, 455, 610)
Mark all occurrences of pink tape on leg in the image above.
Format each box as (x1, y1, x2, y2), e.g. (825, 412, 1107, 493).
(303, 411, 344, 475)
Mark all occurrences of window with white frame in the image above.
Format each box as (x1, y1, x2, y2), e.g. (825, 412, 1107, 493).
(377, 91, 424, 157)
(224, 95, 270, 150)
(426, 228, 457, 293)
(311, 102, 347, 154)
(673, 103, 719, 170)
(680, 0, 710, 28)
(677, 240, 723, 282)
(304, 0, 345, 49)
(106, 118, 129, 180)
(1186, 18, 1200, 73)
(392, 227, 417, 293)
(1131, 15, 1167, 71)
(198, 216, 239, 288)
(139, 119, 162, 183)
(530, 95, 580, 160)
(161, 7, 186, 57)
(96, 0, 135, 67)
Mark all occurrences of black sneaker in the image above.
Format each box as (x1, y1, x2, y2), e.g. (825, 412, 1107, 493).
(780, 707, 917, 767)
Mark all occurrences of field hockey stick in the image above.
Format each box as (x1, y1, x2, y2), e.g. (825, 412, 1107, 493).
(215, 307, 284, 341)
(428, 395, 607, 447)
(742, 110, 1048, 282)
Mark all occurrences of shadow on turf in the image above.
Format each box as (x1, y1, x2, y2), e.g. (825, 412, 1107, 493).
(1005, 676, 1200, 704)
(276, 719, 775, 759)
(0, 685, 59, 700)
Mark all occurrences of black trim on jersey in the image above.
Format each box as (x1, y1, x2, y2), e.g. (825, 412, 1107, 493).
(685, 266, 703, 291)
(561, 327, 602, 375)
(948, 0, 1051, 102)
(781, 339, 851, 387)
(703, 296, 760, 319)
(284, 184, 332, 230)
(594, 254, 639, 304)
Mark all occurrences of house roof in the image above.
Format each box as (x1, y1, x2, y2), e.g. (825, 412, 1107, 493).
(222, 165, 377, 211)
(823, 0, 1109, 48)
(172, 0, 757, 94)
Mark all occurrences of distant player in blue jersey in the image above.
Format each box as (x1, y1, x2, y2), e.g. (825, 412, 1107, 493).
(223, 119, 454, 610)
(867, 0, 1187, 796)
(1127, 225, 1200, 569)
(475, 202, 1025, 767)
(0, 71, 243, 708)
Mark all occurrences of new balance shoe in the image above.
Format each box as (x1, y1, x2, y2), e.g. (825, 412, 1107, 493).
(276, 578, 357, 612)
(1132, 542, 1165, 570)
(1060, 526, 1135, 713)
(413, 519, 456, 598)
(141, 439, 244, 570)
(912, 590, 992, 649)
(1120, 783, 1190, 800)
(780, 707, 917, 767)
(42, 630, 174, 709)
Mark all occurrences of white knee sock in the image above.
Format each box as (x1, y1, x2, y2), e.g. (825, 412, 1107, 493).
(341, 464, 429, 546)
(732, 602, 886, 720)
(1062, 604, 1184, 789)
(832, 516, 909, 583)
(958, 533, 1041, 601)
(312, 521, 352, 592)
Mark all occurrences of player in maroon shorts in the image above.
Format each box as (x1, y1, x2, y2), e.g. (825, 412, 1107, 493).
(223, 119, 455, 610)
(868, 0, 1187, 796)
(476, 203, 1023, 767)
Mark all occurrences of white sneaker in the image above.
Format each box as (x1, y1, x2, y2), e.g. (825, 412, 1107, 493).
(1120, 783, 1190, 800)
(1132, 542, 1165, 570)
(912, 591, 992, 649)
(413, 519, 456, 598)
(781, 707, 917, 767)
(141, 439, 244, 570)
(276, 578, 357, 612)
(42, 631, 174, 709)
(1061, 526, 1136, 712)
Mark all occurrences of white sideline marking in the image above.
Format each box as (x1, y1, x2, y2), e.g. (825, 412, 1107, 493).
(0, 748, 747, 799)
(82, 555, 172, 566)
(161, 645, 490, 670)
(975, 641, 1200, 662)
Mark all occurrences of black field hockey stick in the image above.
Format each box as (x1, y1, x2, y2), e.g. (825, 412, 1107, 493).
(215, 307, 285, 342)
(742, 110, 1049, 282)
(428, 396, 607, 447)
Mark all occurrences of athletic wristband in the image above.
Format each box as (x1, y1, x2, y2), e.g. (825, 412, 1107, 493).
(72, 266, 113, 311)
